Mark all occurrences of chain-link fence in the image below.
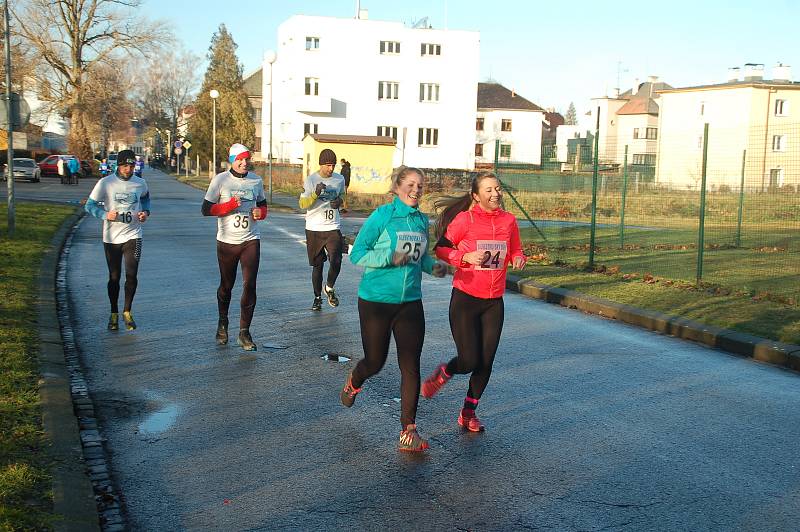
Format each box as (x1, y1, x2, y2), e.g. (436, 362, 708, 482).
(494, 123, 799, 306)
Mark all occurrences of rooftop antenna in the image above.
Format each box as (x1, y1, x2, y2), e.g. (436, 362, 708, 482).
(615, 60, 629, 97)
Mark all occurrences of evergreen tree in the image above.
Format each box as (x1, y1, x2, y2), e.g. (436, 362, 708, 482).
(189, 24, 254, 172)
(565, 102, 578, 125)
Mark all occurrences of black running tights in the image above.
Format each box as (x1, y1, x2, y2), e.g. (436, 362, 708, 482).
(445, 288, 505, 401)
(353, 298, 425, 427)
(103, 238, 142, 313)
(216, 239, 260, 329)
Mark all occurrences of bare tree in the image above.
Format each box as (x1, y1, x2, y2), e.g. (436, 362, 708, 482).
(11, 0, 171, 158)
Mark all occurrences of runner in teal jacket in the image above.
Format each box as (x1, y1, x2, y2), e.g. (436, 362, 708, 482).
(341, 167, 445, 453)
(349, 196, 436, 303)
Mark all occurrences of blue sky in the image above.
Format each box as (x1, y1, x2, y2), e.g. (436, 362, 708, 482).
(147, 0, 800, 114)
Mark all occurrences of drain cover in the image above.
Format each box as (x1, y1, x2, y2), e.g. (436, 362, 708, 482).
(321, 353, 351, 363)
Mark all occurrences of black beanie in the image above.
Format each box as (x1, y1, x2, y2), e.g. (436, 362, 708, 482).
(319, 148, 337, 165)
(117, 150, 136, 165)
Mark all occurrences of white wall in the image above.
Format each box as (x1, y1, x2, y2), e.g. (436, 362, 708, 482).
(475, 109, 544, 165)
(264, 15, 480, 170)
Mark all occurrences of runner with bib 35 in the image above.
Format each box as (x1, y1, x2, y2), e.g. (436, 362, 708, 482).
(421, 172, 526, 433)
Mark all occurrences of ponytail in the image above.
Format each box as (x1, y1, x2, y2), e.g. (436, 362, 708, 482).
(433, 171, 499, 240)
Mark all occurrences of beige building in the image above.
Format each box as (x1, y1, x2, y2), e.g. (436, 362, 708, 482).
(655, 64, 800, 191)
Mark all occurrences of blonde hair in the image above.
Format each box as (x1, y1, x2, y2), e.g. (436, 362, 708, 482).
(391, 166, 425, 194)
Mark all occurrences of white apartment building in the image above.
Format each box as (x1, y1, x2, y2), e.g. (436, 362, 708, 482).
(262, 13, 480, 170)
(475, 82, 544, 166)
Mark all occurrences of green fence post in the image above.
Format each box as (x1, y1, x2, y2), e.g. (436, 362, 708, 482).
(696, 123, 709, 285)
(735, 149, 746, 248)
(588, 107, 600, 269)
(619, 145, 629, 248)
(493, 139, 500, 173)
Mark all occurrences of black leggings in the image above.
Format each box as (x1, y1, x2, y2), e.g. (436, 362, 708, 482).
(353, 298, 425, 427)
(216, 239, 260, 329)
(103, 238, 142, 313)
(445, 288, 505, 401)
(306, 230, 342, 296)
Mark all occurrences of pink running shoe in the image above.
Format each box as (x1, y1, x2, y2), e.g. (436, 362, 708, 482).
(421, 364, 451, 399)
(458, 409, 485, 432)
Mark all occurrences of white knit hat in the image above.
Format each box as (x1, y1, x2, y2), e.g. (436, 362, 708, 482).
(228, 143, 251, 163)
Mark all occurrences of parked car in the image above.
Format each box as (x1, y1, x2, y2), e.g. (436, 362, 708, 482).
(1, 158, 41, 182)
(38, 154, 92, 177)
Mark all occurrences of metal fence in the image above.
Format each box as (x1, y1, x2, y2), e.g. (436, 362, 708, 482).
(494, 123, 800, 306)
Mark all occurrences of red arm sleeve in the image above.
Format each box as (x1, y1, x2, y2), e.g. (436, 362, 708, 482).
(209, 197, 239, 216)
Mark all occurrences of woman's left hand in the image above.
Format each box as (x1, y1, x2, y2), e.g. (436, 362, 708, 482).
(511, 256, 526, 270)
(431, 262, 447, 278)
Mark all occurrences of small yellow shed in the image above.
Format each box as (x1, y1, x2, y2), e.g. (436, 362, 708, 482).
(302, 133, 396, 193)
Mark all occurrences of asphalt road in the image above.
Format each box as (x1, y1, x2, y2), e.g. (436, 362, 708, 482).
(63, 169, 800, 531)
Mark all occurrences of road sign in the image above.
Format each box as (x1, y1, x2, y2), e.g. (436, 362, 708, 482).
(182, 141, 192, 150)
(174, 140, 183, 149)
(174, 147, 183, 155)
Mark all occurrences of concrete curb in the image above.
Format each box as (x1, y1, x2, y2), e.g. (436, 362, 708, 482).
(37, 208, 101, 532)
(508, 275, 800, 372)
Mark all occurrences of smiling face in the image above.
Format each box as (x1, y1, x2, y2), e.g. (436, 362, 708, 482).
(394, 170, 424, 207)
(472, 176, 502, 211)
(231, 156, 250, 174)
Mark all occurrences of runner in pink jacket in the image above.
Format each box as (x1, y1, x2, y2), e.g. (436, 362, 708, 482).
(421, 172, 526, 432)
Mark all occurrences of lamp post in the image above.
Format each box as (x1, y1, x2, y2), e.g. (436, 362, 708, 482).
(264, 50, 277, 204)
(210, 89, 219, 175)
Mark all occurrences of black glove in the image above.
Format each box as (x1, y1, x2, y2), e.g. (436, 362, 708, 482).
(330, 197, 343, 209)
(315, 182, 326, 196)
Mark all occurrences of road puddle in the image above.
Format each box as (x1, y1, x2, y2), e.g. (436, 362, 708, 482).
(321, 353, 351, 363)
(138, 403, 179, 436)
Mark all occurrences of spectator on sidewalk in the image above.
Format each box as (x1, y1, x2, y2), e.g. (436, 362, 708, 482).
(57, 156, 66, 184)
(67, 157, 80, 185)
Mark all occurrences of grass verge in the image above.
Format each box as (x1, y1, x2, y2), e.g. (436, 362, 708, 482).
(0, 202, 77, 530)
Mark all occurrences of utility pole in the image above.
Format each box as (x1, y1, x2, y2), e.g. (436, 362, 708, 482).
(4, 0, 15, 236)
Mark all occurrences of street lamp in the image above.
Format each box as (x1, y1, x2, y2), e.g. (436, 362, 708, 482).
(264, 50, 277, 204)
(210, 89, 219, 175)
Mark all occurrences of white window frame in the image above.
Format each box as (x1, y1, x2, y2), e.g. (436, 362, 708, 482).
(476, 117, 484, 131)
(633, 128, 640, 139)
(775, 99, 788, 116)
(305, 36, 319, 51)
(304, 123, 318, 136)
(419, 83, 440, 102)
(378, 81, 399, 101)
(420, 43, 442, 56)
(380, 40, 400, 54)
(304, 77, 319, 96)
(418, 127, 439, 147)
(475, 143, 484, 157)
(772, 134, 787, 152)
(377, 126, 398, 140)
(769, 168, 784, 187)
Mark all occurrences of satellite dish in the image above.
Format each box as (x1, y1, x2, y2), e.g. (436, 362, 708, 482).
(413, 16, 429, 29)
(0, 93, 31, 129)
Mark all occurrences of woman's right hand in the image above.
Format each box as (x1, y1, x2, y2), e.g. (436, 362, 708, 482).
(391, 251, 411, 266)
(460, 250, 485, 265)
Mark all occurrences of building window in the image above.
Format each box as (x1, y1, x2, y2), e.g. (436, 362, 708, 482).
(476, 117, 484, 131)
(775, 99, 788, 116)
(633, 128, 640, 139)
(475, 143, 483, 157)
(499, 144, 511, 158)
(419, 83, 440, 102)
(632, 153, 656, 165)
(378, 81, 399, 100)
(254, 137, 262, 152)
(501, 119, 512, 132)
(769, 168, 784, 187)
(377, 126, 398, 140)
(304, 123, 318, 135)
(252, 108, 262, 122)
(305, 37, 319, 50)
(420, 43, 441, 56)
(646, 127, 658, 140)
(380, 40, 400, 54)
(699, 102, 705, 116)
(418, 127, 439, 147)
(772, 134, 786, 152)
(304, 77, 319, 96)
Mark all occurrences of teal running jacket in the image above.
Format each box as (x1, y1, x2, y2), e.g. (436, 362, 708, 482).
(350, 197, 435, 303)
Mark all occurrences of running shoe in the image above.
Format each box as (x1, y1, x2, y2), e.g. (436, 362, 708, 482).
(458, 409, 486, 432)
(398, 424, 429, 452)
(340, 371, 362, 407)
(237, 329, 257, 351)
(122, 311, 136, 331)
(324, 285, 339, 308)
(311, 296, 323, 311)
(107, 312, 119, 331)
(215, 318, 229, 345)
(421, 364, 451, 399)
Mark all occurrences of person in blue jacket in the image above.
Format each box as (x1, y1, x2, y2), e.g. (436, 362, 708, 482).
(340, 166, 446, 452)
